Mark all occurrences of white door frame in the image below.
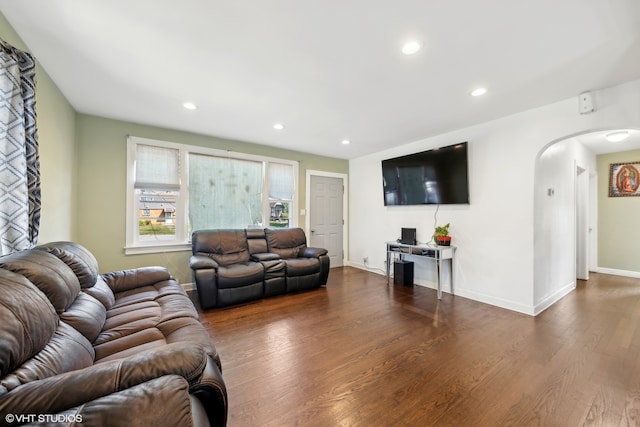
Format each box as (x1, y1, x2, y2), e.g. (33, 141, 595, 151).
(305, 170, 349, 265)
(576, 164, 589, 280)
(588, 170, 598, 272)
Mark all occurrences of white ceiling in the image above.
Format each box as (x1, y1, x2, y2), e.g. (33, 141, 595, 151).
(574, 129, 640, 154)
(1, 0, 639, 159)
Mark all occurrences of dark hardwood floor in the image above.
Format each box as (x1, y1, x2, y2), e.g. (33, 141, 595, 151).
(196, 267, 640, 426)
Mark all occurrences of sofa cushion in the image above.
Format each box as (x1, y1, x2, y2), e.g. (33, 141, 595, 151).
(36, 241, 100, 289)
(265, 228, 307, 259)
(94, 316, 217, 364)
(246, 228, 269, 254)
(0, 250, 81, 314)
(84, 276, 116, 310)
(216, 262, 264, 289)
(103, 266, 174, 293)
(95, 302, 174, 350)
(106, 273, 191, 308)
(192, 229, 251, 266)
(92, 278, 210, 363)
(1, 322, 95, 393)
(94, 327, 166, 363)
(60, 291, 107, 343)
(0, 269, 58, 380)
(261, 259, 285, 279)
(283, 258, 321, 277)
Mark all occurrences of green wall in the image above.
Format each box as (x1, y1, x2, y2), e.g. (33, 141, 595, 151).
(75, 114, 348, 284)
(597, 149, 640, 272)
(0, 12, 78, 243)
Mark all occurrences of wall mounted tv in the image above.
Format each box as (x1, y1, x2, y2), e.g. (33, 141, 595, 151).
(382, 142, 469, 206)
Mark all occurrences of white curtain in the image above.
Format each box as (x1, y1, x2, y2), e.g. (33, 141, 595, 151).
(0, 41, 40, 255)
(188, 153, 262, 230)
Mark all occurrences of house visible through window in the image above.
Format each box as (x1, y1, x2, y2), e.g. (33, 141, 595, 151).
(126, 136, 298, 253)
(137, 189, 178, 241)
(268, 162, 295, 228)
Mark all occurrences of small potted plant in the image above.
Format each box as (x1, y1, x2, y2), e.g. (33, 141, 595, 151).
(433, 223, 451, 246)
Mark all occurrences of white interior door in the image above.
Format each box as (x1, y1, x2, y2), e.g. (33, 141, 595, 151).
(309, 175, 343, 267)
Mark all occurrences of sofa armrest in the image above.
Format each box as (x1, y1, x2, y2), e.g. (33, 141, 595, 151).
(102, 266, 173, 293)
(191, 356, 228, 427)
(0, 343, 208, 418)
(300, 247, 328, 258)
(251, 252, 281, 262)
(1, 376, 200, 426)
(189, 255, 219, 270)
(67, 376, 199, 426)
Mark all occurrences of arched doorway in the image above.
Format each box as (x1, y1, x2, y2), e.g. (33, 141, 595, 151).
(533, 128, 640, 313)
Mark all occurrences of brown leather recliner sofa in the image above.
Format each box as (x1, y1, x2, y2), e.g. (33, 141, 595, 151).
(0, 242, 227, 427)
(190, 227, 330, 309)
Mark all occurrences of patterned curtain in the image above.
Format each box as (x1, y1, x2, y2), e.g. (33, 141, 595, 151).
(0, 40, 40, 254)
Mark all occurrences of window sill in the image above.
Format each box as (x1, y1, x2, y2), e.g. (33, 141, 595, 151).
(124, 242, 191, 255)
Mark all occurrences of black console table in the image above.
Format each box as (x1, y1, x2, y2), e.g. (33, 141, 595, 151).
(386, 242, 456, 299)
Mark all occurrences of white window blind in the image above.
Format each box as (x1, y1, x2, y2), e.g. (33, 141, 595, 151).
(135, 144, 180, 189)
(268, 162, 295, 200)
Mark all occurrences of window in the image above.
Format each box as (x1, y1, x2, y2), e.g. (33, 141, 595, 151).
(188, 153, 263, 231)
(126, 136, 298, 253)
(132, 143, 180, 243)
(268, 162, 295, 228)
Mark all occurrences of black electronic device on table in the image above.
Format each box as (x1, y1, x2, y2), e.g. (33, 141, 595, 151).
(399, 227, 417, 245)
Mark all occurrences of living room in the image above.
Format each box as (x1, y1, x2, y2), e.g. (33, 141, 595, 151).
(2, 4, 639, 316)
(2, 1, 640, 425)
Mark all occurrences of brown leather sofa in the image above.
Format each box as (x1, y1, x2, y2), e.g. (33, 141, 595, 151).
(0, 242, 227, 427)
(190, 228, 330, 309)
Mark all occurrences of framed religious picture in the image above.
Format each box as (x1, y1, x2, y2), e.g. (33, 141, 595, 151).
(609, 161, 640, 197)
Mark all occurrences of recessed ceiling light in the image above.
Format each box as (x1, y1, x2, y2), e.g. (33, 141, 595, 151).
(341, 139, 351, 145)
(605, 130, 630, 142)
(183, 102, 197, 110)
(273, 123, 285, 130)
(470, 88, 487, 97)
(401, 40, 422, 55)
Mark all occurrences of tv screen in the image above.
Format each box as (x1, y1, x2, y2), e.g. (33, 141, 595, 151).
(382, 142, 469, 206)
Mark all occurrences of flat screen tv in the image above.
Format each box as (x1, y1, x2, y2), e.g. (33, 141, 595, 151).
(382, 142, 469, 206)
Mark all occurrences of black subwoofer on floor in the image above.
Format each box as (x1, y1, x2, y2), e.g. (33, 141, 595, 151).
(394, 260, 414, 286)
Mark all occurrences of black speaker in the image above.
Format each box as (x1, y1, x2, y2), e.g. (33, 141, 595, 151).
(394, 260, 414, 286)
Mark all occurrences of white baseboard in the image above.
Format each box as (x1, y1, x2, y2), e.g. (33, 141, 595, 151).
(182, 282, 195, 292)
(348, 262, 537, 316)
(532, 281, 575, 316)
(453, 288, 536, 316)
(593, 267, 640, 279)
(346, 261, 387, 276)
